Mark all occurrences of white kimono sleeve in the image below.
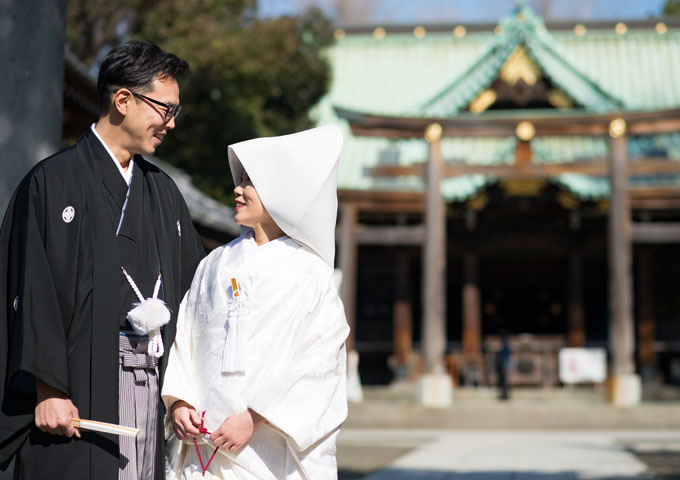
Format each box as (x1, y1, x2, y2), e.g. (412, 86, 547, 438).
(248, 278, 350, 452)
(161, 291, 199, 413)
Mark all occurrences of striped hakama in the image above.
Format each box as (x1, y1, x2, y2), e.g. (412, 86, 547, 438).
(119, 332, 159, 480)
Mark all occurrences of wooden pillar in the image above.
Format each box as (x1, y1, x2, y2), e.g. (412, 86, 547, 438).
(567, 251, 585, 347)
(393, 250, 412, 378)
(423, 128, 446, 374)
(462, 250, 481, 355)
(607, 123, 640, 406)
(608, 132, 635, 375)
(339, 203, 358, 352)
(636, 248, 656, 380)
(515, 139, 532, 165)
(462, 250, 482, 385)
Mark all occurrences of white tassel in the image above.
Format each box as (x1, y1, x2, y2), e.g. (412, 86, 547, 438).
(122, 268, 171, 358)
(127, 297, 171, 333)
(147, 328, 164, 358)
(126, 299, 171, 358)
(222, 304, 247, 372)
(222, 278, 248, 373)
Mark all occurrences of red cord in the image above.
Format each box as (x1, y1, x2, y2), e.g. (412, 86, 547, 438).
(193, 438, 205, 472)
(193, 410, 220, 476)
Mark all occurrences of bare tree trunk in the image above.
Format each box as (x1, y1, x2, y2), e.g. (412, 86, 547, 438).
(0, 0, 67, 215)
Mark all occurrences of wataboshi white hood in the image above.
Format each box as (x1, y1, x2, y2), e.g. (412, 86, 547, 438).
(227, 125, 344, 267)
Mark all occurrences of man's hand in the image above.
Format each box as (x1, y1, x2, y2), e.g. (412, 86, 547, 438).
(210, 409, 264, 452)
(34, 379, 80, 438)
(170, 400, 201, 440)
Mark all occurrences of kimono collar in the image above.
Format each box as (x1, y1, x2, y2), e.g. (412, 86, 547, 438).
(227, 125, 343, 268)
(236, 230, 299, 275)
(90, 124, 134, 186)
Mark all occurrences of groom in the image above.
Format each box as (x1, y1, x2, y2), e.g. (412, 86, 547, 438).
(0, 40, 205, 479)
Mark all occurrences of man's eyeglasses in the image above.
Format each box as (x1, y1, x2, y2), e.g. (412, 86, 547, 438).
(130, 90, 182, 120)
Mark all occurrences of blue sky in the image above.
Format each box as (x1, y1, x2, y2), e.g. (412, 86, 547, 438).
(258, 0, 668, 24)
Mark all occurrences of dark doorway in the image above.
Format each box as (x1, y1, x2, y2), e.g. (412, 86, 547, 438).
(480, 252, 567, 336)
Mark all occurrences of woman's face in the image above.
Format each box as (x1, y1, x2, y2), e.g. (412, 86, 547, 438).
(233, 170, 269, 228)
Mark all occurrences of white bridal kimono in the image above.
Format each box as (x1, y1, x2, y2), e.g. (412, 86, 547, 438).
(162, 231, 349, 480)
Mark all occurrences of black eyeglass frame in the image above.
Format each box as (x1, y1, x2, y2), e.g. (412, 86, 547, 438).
(129, 90, 182, 120)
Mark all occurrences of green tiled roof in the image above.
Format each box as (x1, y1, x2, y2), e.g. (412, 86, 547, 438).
(315, 4, 680, 201)
(419, 3, 623, 116)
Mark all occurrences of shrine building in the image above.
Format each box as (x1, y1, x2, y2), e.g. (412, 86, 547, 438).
(316, 2, 680, 401)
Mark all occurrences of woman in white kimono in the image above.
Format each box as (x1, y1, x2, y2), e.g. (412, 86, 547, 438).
(161, 125, 349, 479)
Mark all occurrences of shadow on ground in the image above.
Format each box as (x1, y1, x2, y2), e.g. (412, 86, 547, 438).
(630, 450, 680, 480)
(338, 444, 416, 479)
(356, 469, 652, 480)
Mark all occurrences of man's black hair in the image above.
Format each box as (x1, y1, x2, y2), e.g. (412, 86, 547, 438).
(97, 40, 190, 116)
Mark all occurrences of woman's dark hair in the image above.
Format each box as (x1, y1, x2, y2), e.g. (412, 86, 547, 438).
(96, 40, 190, 116)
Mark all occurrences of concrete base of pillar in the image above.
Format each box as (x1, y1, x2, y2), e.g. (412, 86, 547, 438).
(607, 373, 642, 407)
(418, 373, 453, 407)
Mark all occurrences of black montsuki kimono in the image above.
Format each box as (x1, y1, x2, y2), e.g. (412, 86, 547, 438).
(0, 129, 206, 479)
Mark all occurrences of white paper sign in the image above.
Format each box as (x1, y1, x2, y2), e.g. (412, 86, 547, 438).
(559, 348, 607, 384)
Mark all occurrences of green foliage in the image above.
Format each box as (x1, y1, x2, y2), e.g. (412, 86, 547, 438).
(65, 0, 335, 204)
(664, 0, 680, 15)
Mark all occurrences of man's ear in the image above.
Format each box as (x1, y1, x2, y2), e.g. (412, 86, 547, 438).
(112, 88, 132, 117)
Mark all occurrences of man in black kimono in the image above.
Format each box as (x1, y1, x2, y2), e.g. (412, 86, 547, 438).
(0, 41, 205, 479)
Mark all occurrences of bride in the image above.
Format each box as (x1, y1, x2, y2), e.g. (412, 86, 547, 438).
(161, 125, 349, 479)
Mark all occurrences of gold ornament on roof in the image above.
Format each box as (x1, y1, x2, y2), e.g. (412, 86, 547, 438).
(453, 25, 467, 38)
(615, 22, 627, 35)
(413, 26, 426, 38)
(424, 123, 442, 143)
(609, 118, 626, 138)
(500, 46, 541, 86)
(573, 24, 586, 36)
(469, 89, 497, 113)
(373, 27, 386, 39)
(501, 179, 546, 197)
(547, 89, 574, 109)
(334, 29, 345, 40)
(515, 121, 536, 141)
(656, 22, 668, 34)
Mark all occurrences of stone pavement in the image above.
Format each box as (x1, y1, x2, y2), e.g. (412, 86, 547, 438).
(3, 385, 680, 479)
(339, 429, 680, 480)
(342, 384, 680, 430)
(337, 384, 680, 480)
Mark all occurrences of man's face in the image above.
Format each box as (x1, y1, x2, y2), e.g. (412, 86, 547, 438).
(124, 77, 180, 155)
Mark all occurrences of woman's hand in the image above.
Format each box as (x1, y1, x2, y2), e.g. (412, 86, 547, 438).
(170, 400, 201, 440)
(210, 409, 264, 452)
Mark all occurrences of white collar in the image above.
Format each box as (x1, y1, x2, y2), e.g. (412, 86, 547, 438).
(90, 124, 134, 186)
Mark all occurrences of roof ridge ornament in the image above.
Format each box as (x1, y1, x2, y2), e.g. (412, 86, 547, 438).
(415, 0, 624, 117)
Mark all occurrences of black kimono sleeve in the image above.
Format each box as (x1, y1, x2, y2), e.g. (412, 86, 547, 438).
(177, 195, 206, 295)
(0, 164, 82, 468)
(154, 179, 206, 379)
